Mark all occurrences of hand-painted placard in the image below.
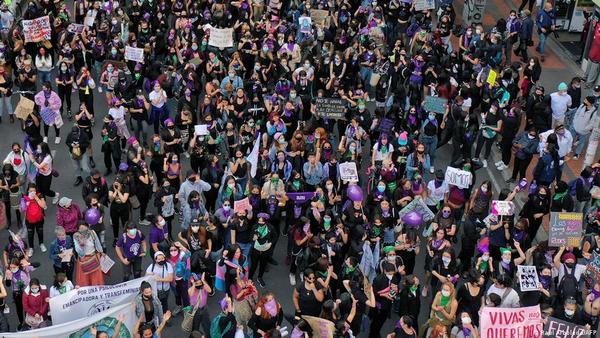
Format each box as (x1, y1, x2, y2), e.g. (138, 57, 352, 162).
(208, 27, 234, 48)
(124, 46, 144, 63)
(339, 162, 358, 181)
(414, 0, 435, 11)
(398, 198, 436, 223)
(549, 212, 583, 247)
(480, 305, 543, 338)
(315, 97, 346, 120)
(378, 118, 394, 135)
(444, 167, 473, 189)
(423, 96, 448, 114)
(542, 316, 591, 338)
(234, 197, 251, 213)
(586, 252, 600, 282)
(22, 16, 51, 42)
(491, 200, 515, 216)
(517, 265, 540, 292)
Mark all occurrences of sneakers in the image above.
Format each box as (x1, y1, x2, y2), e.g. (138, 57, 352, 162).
(496, 162, 508, 170)
(55, 137, 61, 144)
(43, 136, 48, 143)
(139, 219, 151, 226)
(52, 192, 60, 205)
(482, 159, 488, 168)
(98, 87, 103, 93)
(257, 277, 266, 288)
(39, 244, 47, 253)
(74, 176, 83, 186)
(289, 273, 296, 286)
(184, 151, 190, 159)
(472, 157, 480, 163)
(429, 167, 435, 174)
(27, 248, 33, 257)
(494, 161, 504, 167)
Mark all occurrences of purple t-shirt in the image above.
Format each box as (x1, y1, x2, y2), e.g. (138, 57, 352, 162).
(117, 231, 145, 259)
(149, 225, 168, 245)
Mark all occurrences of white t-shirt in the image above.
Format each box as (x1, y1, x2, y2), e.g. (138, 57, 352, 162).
(486, 284, 520, 308)
(426, 180, 449, 206)
(149, 90, 167, 108)
(49, 280, 74, 298)
(372, 143, 394, 162)
(550, 92, 572, 119)
(146, 262, 174, 291)
(552, 263, 586, 282)
(109, 106, 126, 121)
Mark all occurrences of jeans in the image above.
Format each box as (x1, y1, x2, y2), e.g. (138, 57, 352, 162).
(150, 105, 169, 134)
(570, 128, 590, 156)
(72, 153, 91, 178)
(39, 70, 52, 85)
(0, 95, 13, 117)
(474, 133, 496, 160)
(359, 66, 373, 92)
(122, 256, 142, 282)
(238, 241, 252, 259)
(538, 32, 547, 55)
(420, 134, 438, 167)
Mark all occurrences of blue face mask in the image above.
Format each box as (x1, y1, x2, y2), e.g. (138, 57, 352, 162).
(377, 185, 385, 193)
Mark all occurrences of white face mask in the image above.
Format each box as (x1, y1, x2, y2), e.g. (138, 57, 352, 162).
(461, 317, 472, 325)
(502, 258, 511, 264)
(441, 290, 451, 297)
(385, 274, 394, 280)
(565, 309, 575, 316)
(158, 220, 166, 227)
(482, 255, 489, 261)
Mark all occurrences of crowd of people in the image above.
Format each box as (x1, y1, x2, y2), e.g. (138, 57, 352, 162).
(0, 0, 597, 337)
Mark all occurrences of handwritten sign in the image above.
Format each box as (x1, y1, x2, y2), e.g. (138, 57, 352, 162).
(302, 315, 334, 338)
(234, 197, 251, 213)
(423, 96, 448, 114)
(414, 0, 435, 11)
(549, 212, 583, 247)
(543, 317, 591, 338)
(587, 252, 600, 282)
(194, 124, 209, 136)
(22, 16, 51, 43)
(339, 162, 358, 182)
(444, 167, 473, 189)
(84, 16, 95, 27)
(517, 265, 539, 292)
(486, 70, 498, 86)
(315, 97, 346, 120)
(208, 27, 234, 49)
(491, 200, 515, 216)
(67, 23, 85, 34)
(310, 9, 331, 28)
(480, 305, 543, 338)
(398, 198, 436, 223)
(463, 0, 488, 25)
(14, 96, 35, 120)
(124, 46, 144, 63)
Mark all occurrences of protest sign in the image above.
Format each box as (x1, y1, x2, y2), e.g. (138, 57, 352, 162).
(480, 305, 543, 338)
(339, 162, 358, 181)
(22, 16, 51, 43)
(100, 254, 115, 274)
(491, 200, 515, 216)
(3, 303, 137, 338)
(487, 69, 498, 86)
(124, 46, 144, 63)
(423, 96, 448, 114)
(299, 16, 312, 33)
(549, 212, 583, 247)
(234, 197, 251, 213)
(208, 27, 234, 48)
(444, 167, 472, 189)
(302, 315, 335, 338)
(315, 97, 346, 119)
(378, 118, 394, 135)
(194, 124, 209, 135)
(587, 252, 600, 282)
(517, 265, 540, 292)
(67, 23, 85, 34)
(286, 192, 316, 204)
(310, 9, 331, 28)
(14, 96, 35, 120)
(84, 16, 95, 27)
(49, 276, 155, 325)
(398, 198, 436, 223)
(463, 0, 488, 25)
(414, 0, 435, 10)
(543, 317, 591, 338)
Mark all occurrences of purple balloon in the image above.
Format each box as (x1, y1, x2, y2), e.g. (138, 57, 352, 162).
(402, 211, 422, 228)
(347, 184, 363, 202)
(84, 208, 101, 226)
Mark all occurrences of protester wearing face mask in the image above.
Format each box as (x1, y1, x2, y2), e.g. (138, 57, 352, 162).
(370, 262, 400, 336)
(22, 278, 49, 329)
(115, 222, 147, 282)
(34, 82, 63, 144)
(135, 281, 165, 331)
(99, 64, 119, 105)
(450, 312, 479, 338)
(493, 243, 526, 279)
(549, 82, 573, 128)
(485, 274, 520, 308)
(426, 281, 458, 333)
(508, 127, 539, 183)
(248, 293, 283, 337)
(145, 251, 174, 313)
(186, 272, 212, 334)
(0, 162, 22, 228)
(553, 247, 586, 304)
(555, 297, 588, 326)
(48, 272, 74, 298)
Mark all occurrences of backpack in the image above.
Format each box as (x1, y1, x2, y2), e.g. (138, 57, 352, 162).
(25, 196, 44, 223)
(558, 265, 581, 304)
(210, 312, 232, 338)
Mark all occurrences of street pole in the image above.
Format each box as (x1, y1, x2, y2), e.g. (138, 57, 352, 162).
(583, 113, 600, 169)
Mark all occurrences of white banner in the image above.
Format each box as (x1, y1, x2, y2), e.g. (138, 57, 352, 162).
(124, 46, 144, 63)
(444, 166, 473, 189)
(1, 303, 137, 338)
(49, 276, 155, 325)
(208, 27, 234, 48)
(22, 16, 51, 43)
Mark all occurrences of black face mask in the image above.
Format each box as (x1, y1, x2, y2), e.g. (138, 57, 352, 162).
(143, 295, 152, 301)
(157, 260, 166, 266)
(565, 262, 576, 269)
(194, 285, 202, 289)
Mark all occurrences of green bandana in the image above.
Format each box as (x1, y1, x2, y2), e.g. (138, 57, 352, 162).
(225, 186, 233, 197)
(410, 285, 418, 293)
(257, 224, 268, 238)
(383, 246, 396, 254)
(480, 261, 489, 271)
(553, 191, 568, 201)
(292, 180, 300, 190)
(344, 264, 356, 275)
(323, 219, 331, 230)
(440, 295, 450, 307)
(499, 247, 512, 255)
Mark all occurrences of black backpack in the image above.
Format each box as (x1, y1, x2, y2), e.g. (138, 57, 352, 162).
(558, 265, 581, 304)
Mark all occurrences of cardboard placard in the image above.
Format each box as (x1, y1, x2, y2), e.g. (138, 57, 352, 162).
(480, 306, 543, 338)
(124, 46, 144, 63)
(491, 200, 515, 216)
(14, 96, 35, 120)
(414, 0, 435, 11)
(444, 167, 472, 189)
(398, 198, 436, 223)
(67, 23, 85, 34)
(586, 252, 600, 282)
(22, 16, 51, 43)
(315, 97, 346, 120)
(339, 162, 358, 182)
(234, 197, 251, 213)
(302, 315, 335, 338)
(194, 124, 209, 136)
(310, 9, 331, 28)
(208, 27, 234, 49)
(549, 212, 583, 247)
(542, 317, 591, 338)
(463, 0, 488, 25)
(517, 265, 540, 292)
(486, 69, 498, 86)
(423, 96, 448, 114)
